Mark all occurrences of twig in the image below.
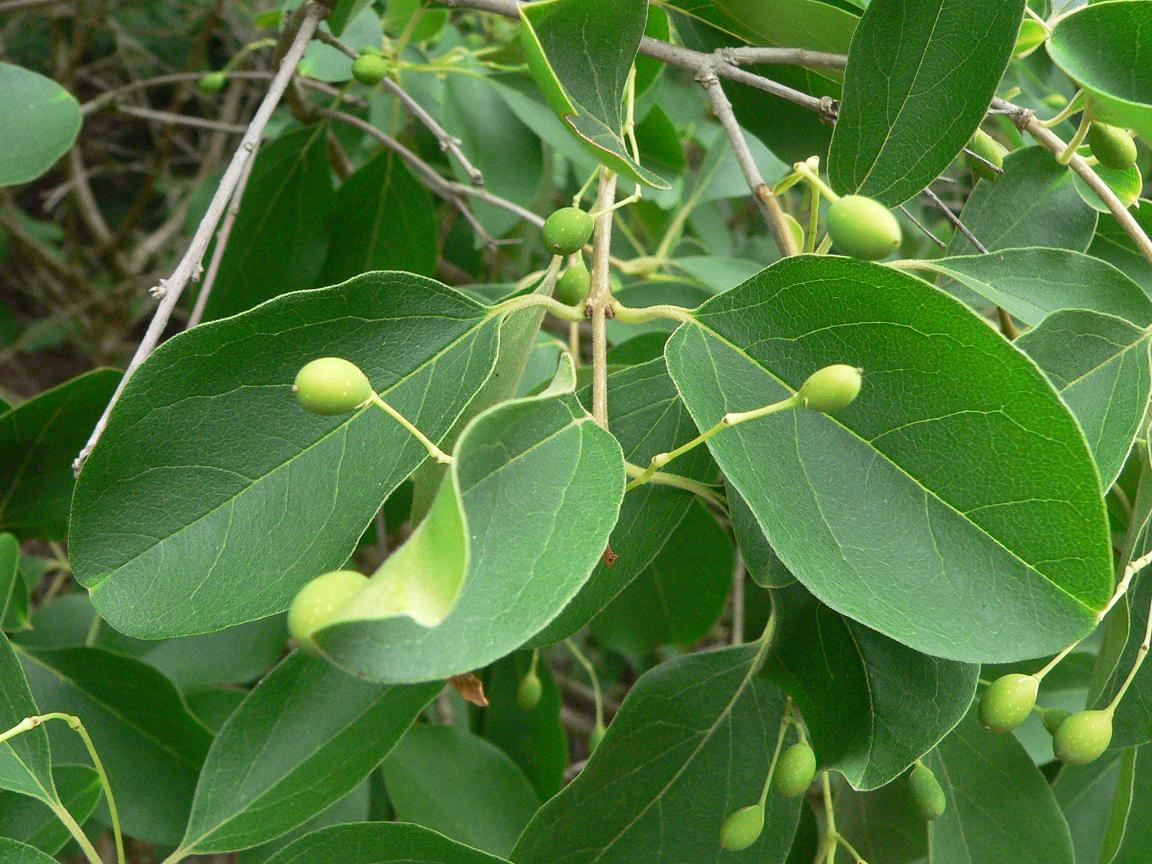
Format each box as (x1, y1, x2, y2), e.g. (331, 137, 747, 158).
(0, 0, 71, 11)
(68, 148, 113, 244)
(923, 186, 988, 253)
(898, 204, 945, 248)
(716, 45, 848, 69)
(698, 71, 799, 257)
(73, 2, 327, 475)
(116, 103, 248, 134)
(587, 170, 619, 429)
(731, 553, 746, 645)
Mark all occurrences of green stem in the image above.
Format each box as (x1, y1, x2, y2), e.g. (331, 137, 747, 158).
(1058, 111, 1091, 164)
(48, 799, 104, 864)
(1106, 587, 1152, 714)
(822, 770, 837, 864)
(757, 698, 793, 806)
(1038, 89, 1084, 127)
(566, 639, 605, 730)
(610, 301, 695, 325)
(1034, 639, 1081, 681)
(794, 162, 840, 203)
(368, 393, 454, 465)
(805, 181, 819, 254)
(489, 292, 587, 323)
(623, 462, 726, 506)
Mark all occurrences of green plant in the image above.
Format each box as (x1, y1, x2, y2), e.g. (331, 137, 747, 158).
(1, 0, 1152, 862)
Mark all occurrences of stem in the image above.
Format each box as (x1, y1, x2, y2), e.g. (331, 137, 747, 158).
(757, 701, 793, 806)
(490, 292, 586, 323)
(794, 161, 840, 203)
(1034, 639, 1080, 681)
(623, 462, 726, 506)
(566, 639, 605, 730)
(368, 394, 454, 464)
(587, 170, 620, 430)
(609, 301, 695, 325)
(1101, 549, 1152, 621)
(822, 770, 837, 864)
(48, 799, 104, 864)
(805, 181, 819, 254)
(1038, 89, 1085, 127)
(1058, 111, 1091, 164)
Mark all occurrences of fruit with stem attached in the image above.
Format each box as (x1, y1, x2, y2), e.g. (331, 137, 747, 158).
(589, 720, 607, 753)
(798, 364, 862, 413)
(826, 195, 902, 260)
(542, 207, 594, 256)
(294, 357, 373, 416)
(352, 53, 389, 86)
(967, 129, 1007, 181)
(908, 763, 946, 821)
(288, 570, 369, 645)
(198, 72, 227, 94)
(979, 673, 1038, 733)
(556, 261, 591, 306)
(772, 742, 817, 799)
(517, 671, 543, 711)
(719, 804, 764, 852)
(1087, 122, 1138, 171)
(1053, 710, 1113, 765)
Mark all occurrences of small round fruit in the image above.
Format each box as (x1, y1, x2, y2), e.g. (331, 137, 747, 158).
(1054, 710, 1113, 765)
(556, 261, 591, 306)
(908, 764, 946, 821)
(798, 364, 862, 413)
(719, 804, 765, 852)
(198, 72, 227, 94)
(288, 570, 368, 644)
(542, 207, 594, 256)
(1087, 122, 1138, 171)
(1041, 707, 1071, 735)
(517, 672, 543, 711)
(826, 194, 902, 260)
(352, 53, 389, 86)
(294, 357, 373, 415)
(967, 129, 1007, 181)
(589, 721, 607, 753)
(979, 673, 1039, 733)
(772, 742, 817, 799)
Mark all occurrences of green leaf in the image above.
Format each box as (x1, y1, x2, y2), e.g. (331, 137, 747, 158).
(927, 710, 1075, 864)
(767, 584, 978, 790)
(835, 779, 928, 864)
(728, 486, 794, 588)
(327, 0, 372, 36)
(0, 369, 121, 541)
(1074, 161, 1144, 214)
(1053, 749, 1132, 864)
(19, 646, 210, 845)
(1017, 309, 1152, 489)
(0, 838, 58, 864)
(319, 149, 436, 286)
(665, 255, 1112, 663)
(381, 724, 539, 857)
(263, 822, 512, 864)
(176, 651, 438, 855)
(313, 390, 625, 682)
(70, 273, 499, 638)
(0, 64, 81, 188)
(299, 10, 383, 82)
(589, 501, 733, 656)
(711, 0, 857, 55)
(1090, 201, 1152, 295)
(1048, 1, 1152, 139)
(0, 635, 54, 805)
(519, 0, 669, 189)
(0, 534, 17, 626)
(829, 0, 1025, 206)
(199, 126, 334, 321)
(948, 147, 1098, 255)
(236, 781, 370, 864)
(901, 248, 1152, 327)
(0, 764, 102, 856)
(513, 644, 802, 864)
(1109, 745, 1152, 864)
(1091, 570, 1152, 750)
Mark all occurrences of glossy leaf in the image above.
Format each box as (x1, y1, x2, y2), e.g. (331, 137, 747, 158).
(382, 724, 539, 857)
(948, 147, 1098, 255)
(927, 710, 1075, 864)
(71, 273, 499, 638)
(176, 651, 438, 855)
(519, 0, 668, 189)
(665, 255, 1112, 663)
(0, 635, 54, 805)
(199, 126, 334, 320)
(767, 584, 978, 790)
(513, 644, 802, 864)
(1048, 1, 1152, 139)
(19, 646, 210, 845)
(0, 369, 120, 540)
(829, 0, 1025, 206)
(0, 764, 102, 856)
(0, 64, 81, 188)
(263, 822, 512, 864)
(1017, 309, 1152, 489)
(314, 390, 624, 682)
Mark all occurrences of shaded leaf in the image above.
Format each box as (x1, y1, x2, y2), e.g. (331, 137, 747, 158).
(0, 635, 54, 805)
(263, 822, 511, 864)
(0, 64, 81, 188)
(0, 764, 101, 856)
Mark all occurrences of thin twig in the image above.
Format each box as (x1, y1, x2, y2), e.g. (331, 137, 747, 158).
(731, 552, 746, 645)
(716, 45, 848, 69)
(0, 0, 71, 11)
(587, 171, 619, 429)
(73, 2, 327, 475)
(923, 186, 988, 253)
(116, 103, 248, 134)
(898, 204, 945, 248)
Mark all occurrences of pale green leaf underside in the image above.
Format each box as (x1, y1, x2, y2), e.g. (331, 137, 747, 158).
(0, 63, 81, 188)
(0, 838, 59, 864)
(666, 255, 1111, 663)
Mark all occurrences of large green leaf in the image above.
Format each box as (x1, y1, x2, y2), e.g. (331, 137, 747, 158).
(71, 273, 499, 638)
(766, 584, 978, 790)
(1017, 309, 1152, 489)
(0, 64, 81, 188)
(0, 765, 102, 857)
(381, 725, 539, 858)
(829, 0, 1025, 206)
(926, 710, 1075, 864)
(519, 0, 668, 188)
(314, 389, 624, 682)
(19, 646, 210, 845)
(1047, 1, 1152, 139)
(664, 255, 1112, 663)
(0, 535, 17, 626)
(1053, 749, 1132, 864)
(513, 644, 802, 864)
(0, 635, 54, 806)
(175, 651, 438, 855)
(948, 147, 1098, 255)
(835, 779, 928, 864)
(900, 248, 1152, 327)
(199, 126, 334, 320)
(1090, 202, 1152, 295)
(1091, 570, 1152, 750)
(0, 838, 58, 864)
(263, 822, 512, 864)
(0, 369, 120, 541)
(1110, 745, 1152, 864)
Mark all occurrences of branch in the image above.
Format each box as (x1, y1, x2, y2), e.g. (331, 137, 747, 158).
(73, 2, 328, 475)
(116, 103, 248, 134)
(717, 46, 848, 69)
(587, 171, 619, 429)
(0, 0, 71, 11)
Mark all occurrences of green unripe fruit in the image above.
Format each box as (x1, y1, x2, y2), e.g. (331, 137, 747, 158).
(556, 261, 591, 306)
(288, 570, 368, 645)
(1041, 707, 1071, 735)
(967, 129, 1007, 181)
(517, 671, 543, 711)
(1054, 710, 1113, 765)
(908, 764, 946, 821)
(772, 742, 817, 799)
(589, 721, 607, 753)
(826, 194, 902, 260)
(798, 364, 862, 413)
(719, 804, 765, 852)
(979, 673, 1038, 733)
(198, 72, 227, 94)
(294, 357, 373, 415)
(351, 53, 389, 86)
(1042, 92, 1069, 110)
(1087, 122, 1138, 171)
(542, 207, 594, 256)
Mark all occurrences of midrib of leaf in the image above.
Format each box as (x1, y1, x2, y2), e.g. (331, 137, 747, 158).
(931, 753, 977, 864)
(1049, 332, 1149, 392)
(676, 320, 1102, 613)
